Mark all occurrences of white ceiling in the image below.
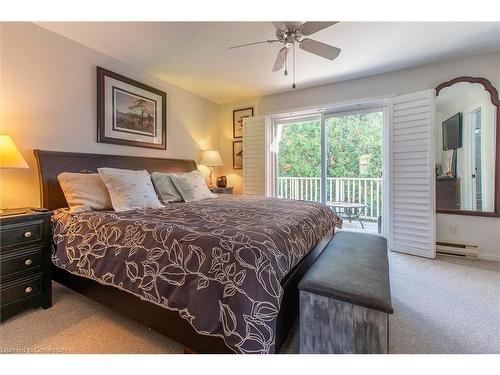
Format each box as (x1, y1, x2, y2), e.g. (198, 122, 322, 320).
(37, 22, 500, 104)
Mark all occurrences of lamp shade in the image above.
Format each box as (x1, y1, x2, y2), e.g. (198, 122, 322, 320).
(0, 135, 29, 169)
(200, 150, 223, 167)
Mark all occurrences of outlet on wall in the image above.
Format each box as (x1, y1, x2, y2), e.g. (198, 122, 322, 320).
(449, 225, 457, 236)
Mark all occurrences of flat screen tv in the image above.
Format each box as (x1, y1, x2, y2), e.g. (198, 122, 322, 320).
(442, 112, 462, 151)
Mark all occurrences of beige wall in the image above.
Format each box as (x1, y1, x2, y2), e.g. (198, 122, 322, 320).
(218, 100, 256, 195)
(0, 23, 220, 208)
(219, 52, 500, 260)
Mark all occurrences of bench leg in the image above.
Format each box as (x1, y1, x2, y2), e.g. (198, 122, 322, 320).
(300, 291, 388, 354)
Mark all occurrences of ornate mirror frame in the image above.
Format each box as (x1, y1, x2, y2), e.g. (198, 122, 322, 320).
(435, 76, 500, 217)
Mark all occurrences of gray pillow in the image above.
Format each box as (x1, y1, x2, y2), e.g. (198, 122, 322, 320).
(170, 170, 217, 203)
(151, 172, 184, 203)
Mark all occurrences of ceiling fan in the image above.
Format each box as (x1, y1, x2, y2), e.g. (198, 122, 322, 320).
(229, 22, 341, 89)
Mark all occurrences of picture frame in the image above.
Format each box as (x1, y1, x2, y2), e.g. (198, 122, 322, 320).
(97, 66, 167, 149)
(233, 107, 254, 138)
(233, 140, 243, 169)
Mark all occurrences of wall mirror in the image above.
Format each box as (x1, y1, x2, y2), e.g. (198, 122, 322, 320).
(435, 77, 499, 217)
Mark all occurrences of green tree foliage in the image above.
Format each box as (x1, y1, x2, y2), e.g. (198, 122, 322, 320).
(278, 120, 321, 177)
(278, 112, 383, 178)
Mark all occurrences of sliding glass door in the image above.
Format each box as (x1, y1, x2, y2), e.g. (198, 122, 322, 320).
(274, 108, 384, 234)
(325, 109, 384, 233)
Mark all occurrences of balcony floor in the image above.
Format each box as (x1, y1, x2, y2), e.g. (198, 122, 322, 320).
(338, 219, 379, 234)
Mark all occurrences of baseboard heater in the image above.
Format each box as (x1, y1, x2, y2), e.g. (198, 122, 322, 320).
(436, 241, 478, 259)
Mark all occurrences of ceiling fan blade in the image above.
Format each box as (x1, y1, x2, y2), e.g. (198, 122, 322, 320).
(229, 40, 277, 49)
(272, 47, 289, 72)
(299, 38, 341, 60)
(299, 21, 338, 36)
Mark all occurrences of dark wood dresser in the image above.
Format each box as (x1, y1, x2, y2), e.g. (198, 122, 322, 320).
(436, 177, 460, 210)
(0, 210, 52, 321)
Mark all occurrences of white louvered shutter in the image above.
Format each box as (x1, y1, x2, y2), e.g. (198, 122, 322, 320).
(390, 89, 436, 258)
(242, 116, 271, 196)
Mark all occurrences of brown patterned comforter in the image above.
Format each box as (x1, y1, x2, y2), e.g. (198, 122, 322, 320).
(52, 195, 341, 353)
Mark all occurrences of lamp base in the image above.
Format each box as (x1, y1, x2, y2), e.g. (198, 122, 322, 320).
(208, 166, 215, 188)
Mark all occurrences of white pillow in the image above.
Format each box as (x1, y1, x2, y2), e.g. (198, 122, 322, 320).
(170, 170, 217, 202)
(97, 167, 163, 211)
(150, 172, 183, 203)
(57, 172, 113, 213)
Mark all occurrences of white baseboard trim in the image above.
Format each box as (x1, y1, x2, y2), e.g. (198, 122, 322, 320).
(478, 253, 500, 262)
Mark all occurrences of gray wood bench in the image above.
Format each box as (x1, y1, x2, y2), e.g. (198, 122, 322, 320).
(298, 231, 394, 354)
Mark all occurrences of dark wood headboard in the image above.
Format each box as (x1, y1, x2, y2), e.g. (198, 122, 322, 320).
(34, 150, 197, 210)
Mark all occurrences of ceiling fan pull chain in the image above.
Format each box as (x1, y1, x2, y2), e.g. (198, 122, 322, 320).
(284, 52, 288, 76)
(292, 43, 296, 89)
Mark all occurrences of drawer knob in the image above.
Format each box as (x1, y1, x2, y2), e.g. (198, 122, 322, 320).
(25, 259, 33, 266)
(25, 286, 33, 293)
(23, 231, 32, 238)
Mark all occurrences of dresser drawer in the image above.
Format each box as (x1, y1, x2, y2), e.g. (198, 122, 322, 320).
(1, 247, 42, 278)
(1, 274, 42, 306)
(0, 220, 43, 250)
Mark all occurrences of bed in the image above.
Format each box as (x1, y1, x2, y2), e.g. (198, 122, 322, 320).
(35, 150, 341, 353)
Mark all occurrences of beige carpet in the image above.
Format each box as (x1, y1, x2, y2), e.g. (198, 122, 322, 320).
(1, 252, 499, 354)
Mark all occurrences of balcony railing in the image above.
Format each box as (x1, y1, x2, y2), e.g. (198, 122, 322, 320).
(277, 177, 383, 221)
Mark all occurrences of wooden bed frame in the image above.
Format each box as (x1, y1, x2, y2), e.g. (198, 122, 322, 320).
(34, 149, 333, 353)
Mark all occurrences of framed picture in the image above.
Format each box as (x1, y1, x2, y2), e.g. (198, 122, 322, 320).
(233, 140, 243, 169)
(97, 66, 167, 149)
(233, 107, 254, 138)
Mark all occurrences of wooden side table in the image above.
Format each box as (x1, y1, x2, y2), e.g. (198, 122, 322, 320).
(210, 187, 234, 194)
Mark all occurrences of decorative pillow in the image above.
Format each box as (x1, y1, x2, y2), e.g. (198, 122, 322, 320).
(97, 167, 163, 211)
(57, 172, 113, 213)
(150, 172, 183, 203)
(170, 170, 217, 203)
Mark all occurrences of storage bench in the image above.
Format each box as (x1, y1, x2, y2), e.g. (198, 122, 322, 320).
(298, 231, 393, 354)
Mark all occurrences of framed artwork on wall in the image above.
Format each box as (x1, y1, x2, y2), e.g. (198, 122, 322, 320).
(233, 107, 254, 138)
(97, 66, 167, 149)
(233, 140, 243, 169)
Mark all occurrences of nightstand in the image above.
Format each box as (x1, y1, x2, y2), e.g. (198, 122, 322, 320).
(0, 209, 52, 321)
(210, 187, 234, 194)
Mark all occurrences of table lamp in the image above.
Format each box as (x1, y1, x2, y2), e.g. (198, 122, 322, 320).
(200, 150, 223, 188)
(0, 135, 29, 215)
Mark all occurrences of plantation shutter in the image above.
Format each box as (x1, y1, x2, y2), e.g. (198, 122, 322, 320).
(242, 116, 271, 196)
(390, 89, 436, 258)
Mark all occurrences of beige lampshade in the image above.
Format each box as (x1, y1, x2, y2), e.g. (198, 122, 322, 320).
(0, 135, 29, 169)
(200, 150, 223, 167)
